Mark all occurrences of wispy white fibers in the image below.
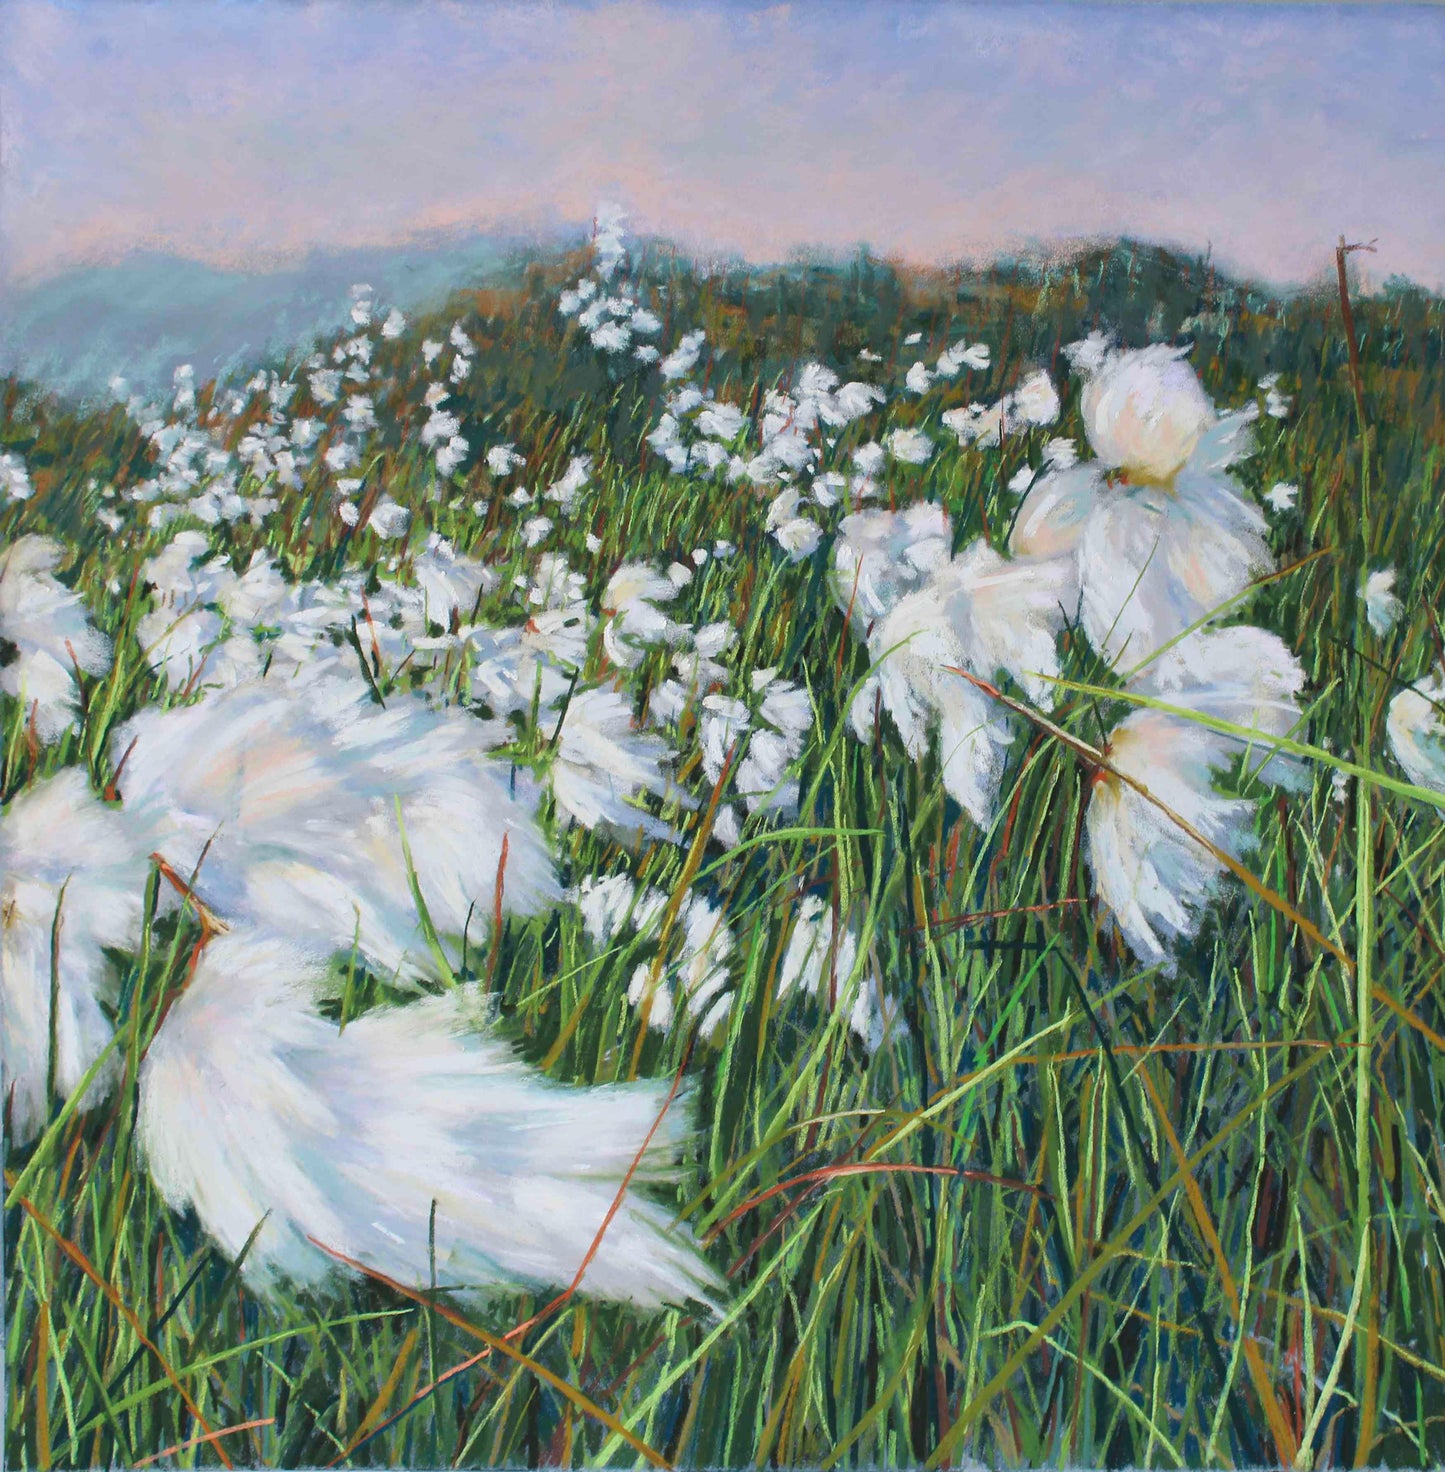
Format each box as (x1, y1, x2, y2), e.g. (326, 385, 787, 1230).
(1074, 340, 1215, 484)
(573, 872, 668, 949)
(1086, 625, 1308, 967)
(1006, 463, 1100, 567)
(735, 669, 813, 819)
(0, 536, 112, 742)
(1360, 568, 1402, 637)
(0, 450, 34, 502)
(1076, 435, 1272, 665)
(1387, 671, 1445, 796)
(1131, 625, 1310, 790)
(412, 534, 496, 628)
(139, 931, 719, 1309)
(602, 563, 685, 670)
(113, 678, 557, 982)
(550, 686, 692, 842)
(1010, 350, 1272, 667)
(830, 504, 953, 636)
(136, 531, 231, 691)
(775, 895, 905, 1054)
(1, 772, 150, 1142)
(862, 540, 1071, 824)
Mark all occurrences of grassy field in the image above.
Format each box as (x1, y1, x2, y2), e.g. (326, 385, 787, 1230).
(3, 236, 1445, 1468)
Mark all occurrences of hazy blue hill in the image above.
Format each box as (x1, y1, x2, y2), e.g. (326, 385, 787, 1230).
(0, 226, 577, 403)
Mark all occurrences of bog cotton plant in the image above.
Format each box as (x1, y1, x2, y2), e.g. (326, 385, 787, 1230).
(1387, 672, 1445, 795)
(777, 894, 905, 1053)
(830, 335, 1326, 968)
(0, 771, 150, 1143)
(1, 693, 714, 1309)
(1084, 626, 1308, 964)
(139, 930, 719, 1309)
(830, 504, 953, 634)
(0, 536, 112, 742)
(1074, 339, 1216, 483)
(113, 677, 558, 982)
(571, 873, 735, 1038)
(845, 539, 1071, 825)
(1010, 339, 1272, 666)
(547, 684, 692, 842)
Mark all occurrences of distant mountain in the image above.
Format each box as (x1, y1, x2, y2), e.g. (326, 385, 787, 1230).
(0, 226, 579, 404)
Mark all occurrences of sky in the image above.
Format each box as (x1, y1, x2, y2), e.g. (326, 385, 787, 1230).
(4, 0, 1445, 290)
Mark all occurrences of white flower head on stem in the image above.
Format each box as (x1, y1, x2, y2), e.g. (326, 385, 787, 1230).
(1, 772, 150, 1142)
(550, 685, 692, 843)
(1361, 567, 1402, 637)
(1387, 671, 1445, 796)
(1076, 343, 1216, 485)
(831, 504, 953, 636)
(1085, 712, 1257, 968)
(0, 536, 113, 741)
(139, 930, 719, 1308)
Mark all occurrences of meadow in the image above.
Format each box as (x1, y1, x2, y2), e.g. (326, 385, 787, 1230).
(3, 224, 1445, 1469)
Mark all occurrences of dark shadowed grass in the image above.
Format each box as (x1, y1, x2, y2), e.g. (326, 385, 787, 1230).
(3, 242, 1445, 1467)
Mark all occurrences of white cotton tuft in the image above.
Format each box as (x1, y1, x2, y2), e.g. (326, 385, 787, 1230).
(1076, 472, 1272, 667)
(830, 504, 953, 635)
(863, 539, 1068, 823)
(412, 535, 495, 626)
(886, 427, 934, 465)
(1009, 396, 1270, 669)
(139, 931, 720, 1310)
(867, 583, 1011, 825)
(113, 679, 556, 982)
(1387, 673, 1445, 797)
(926, 541, 1072, 708)
(1085, 711, 1257, 968)
(1007, 464, 1101, 568)
(602, 563, 684, 669)
(774, 896, 905, 1053)
(0, 537, 112, 743)
(1077, 344, 1216, 484)
(551, 685, 692, 842)
(1361, 568, 1403, 638)
(1, 772, 150, 1142)
(1131, 624, 1309, 789)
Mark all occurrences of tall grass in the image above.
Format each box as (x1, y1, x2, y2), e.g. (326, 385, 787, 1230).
(4, 242, 1445, 1467)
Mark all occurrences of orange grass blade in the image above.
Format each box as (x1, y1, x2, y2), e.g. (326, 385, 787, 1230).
(132, 1418, 275, 1469)
(11, 1190, 230, 1468)
(305, 1240, 673, 1470)
(704, 1161, 1047, 1243)
(945, 666, 1355, 972)
(1136, 1061, 1299, 1464)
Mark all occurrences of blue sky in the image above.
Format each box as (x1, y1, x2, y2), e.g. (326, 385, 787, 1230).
(4, 1, 1444, 288)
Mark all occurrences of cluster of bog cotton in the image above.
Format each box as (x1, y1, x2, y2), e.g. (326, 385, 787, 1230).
(93, 280, 490, 549)
(0, 665, 723, 1309)
(571, 873, 905, 1053)
(2, 491, 791, 1321)
(828, 338, 1322, 968)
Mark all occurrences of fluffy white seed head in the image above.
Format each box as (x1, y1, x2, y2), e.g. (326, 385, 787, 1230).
(139, 931, 719, 1309)
(1387, 673, 1445, 796)
(551, 685, 691, 842)
(1, 772, 149, 1142)
(830, 504, 953, 636)
(1086, 711, 1257, 968)
(0, 537, 112, 743)
(113, 679, 556, 982)
(1131, 624, 1309, 790)
(1077, 472, 1272, 668)
(1078, 344, 1216, 484)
